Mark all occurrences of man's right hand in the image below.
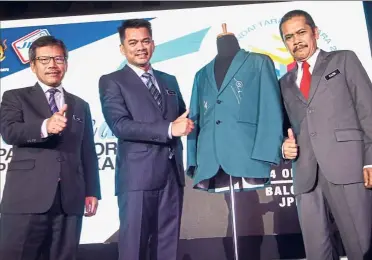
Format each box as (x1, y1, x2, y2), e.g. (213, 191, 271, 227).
(283, 128, 298, 160)
(46, 104, 68, 134)
(171, 109, 194, 137)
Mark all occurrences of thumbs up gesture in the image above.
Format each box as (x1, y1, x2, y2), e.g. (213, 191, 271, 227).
(283, 128, 298, 160)
(46, 104, 68, 134)
(171, 109, 195, 137)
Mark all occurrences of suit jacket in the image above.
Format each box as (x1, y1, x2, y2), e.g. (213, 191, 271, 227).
(0, 83, 101, 215)
(187, 49, 284, 189)
(98, 65, 186, 194)
(280, 50, 372, 195)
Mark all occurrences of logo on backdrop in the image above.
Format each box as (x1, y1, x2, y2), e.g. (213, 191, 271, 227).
(237, 17, 338, 208)
(0, 39, 10, 72)
(12, 29, 51, 64)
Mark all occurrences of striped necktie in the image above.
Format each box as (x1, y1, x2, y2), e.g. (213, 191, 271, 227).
(47, 88, 59, 114)
(142, 72, 163, 109)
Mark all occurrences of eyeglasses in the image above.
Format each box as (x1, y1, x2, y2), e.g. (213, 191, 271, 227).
(34, 56, 67, 64)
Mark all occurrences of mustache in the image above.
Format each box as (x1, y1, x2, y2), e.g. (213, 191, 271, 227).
(45, 70, 61, 75)
(294, 44, 308, 52)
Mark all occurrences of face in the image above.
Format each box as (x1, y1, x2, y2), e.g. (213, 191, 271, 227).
(30, 45, 67, 87)
(281, 16, 319, 62)
(120, 27, 155, 70)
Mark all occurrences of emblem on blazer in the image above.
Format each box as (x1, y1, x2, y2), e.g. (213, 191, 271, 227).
(203, 101, 208, 115)
(231, 78, 244, 104)
(325, 69, 340, 80)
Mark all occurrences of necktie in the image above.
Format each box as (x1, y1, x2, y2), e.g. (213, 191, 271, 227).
(300, 61, 311, 100)
(47, 88, 59, 114)
(142, 73, 163, 109)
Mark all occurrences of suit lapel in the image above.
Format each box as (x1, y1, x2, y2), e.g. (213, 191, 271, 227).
(153, 70, 167, 115)
(308, 50, 329, 104)
(218, 49, 248, 94)
(123, 65, 163, 114)
(28, 83, 53, 118)
(287, 66, 307, 105)
(63, 89, 75, 132)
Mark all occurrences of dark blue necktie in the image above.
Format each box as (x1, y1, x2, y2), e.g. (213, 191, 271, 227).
(142, 72, 163, 109)
(47, 88, 59, 114)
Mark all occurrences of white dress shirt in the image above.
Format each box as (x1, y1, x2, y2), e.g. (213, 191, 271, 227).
(283, 49, 371, 168)
(127, 63, 173, 139)
(39, 81, 65, 138)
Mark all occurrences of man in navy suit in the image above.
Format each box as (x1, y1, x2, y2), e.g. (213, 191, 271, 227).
(0, 36, 101, 260)
(99, 19, 194, 260)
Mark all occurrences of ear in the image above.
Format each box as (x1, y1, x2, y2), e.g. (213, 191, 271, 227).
(313, 26, 319, 40)
(119, 44, 126, 56)
(30, 61, 36, 73)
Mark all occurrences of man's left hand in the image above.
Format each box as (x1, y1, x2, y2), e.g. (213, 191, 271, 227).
(84, 196, 99, 217)
(363, 168, 372, 188)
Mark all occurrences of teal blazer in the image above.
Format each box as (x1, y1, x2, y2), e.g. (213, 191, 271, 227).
(187, 49, 283, 190)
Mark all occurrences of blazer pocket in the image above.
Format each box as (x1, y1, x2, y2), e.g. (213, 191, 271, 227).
(8, 159, 35, 171)
(334, 129, 363, 142)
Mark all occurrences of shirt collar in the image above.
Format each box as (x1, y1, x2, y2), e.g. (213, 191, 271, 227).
(297, 48, 320, 70)
(38, 80, 63, 94)
(127, 63, 154, 79)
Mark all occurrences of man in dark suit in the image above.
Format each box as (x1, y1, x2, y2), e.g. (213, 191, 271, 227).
(0, 36, 101, 260)
(280, 10, 372, 260)
(99, 19, 193, 260)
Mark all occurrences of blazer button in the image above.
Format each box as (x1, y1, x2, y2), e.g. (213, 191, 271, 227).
(216, 100, 222, 104)
(310, 132, 317, 137)
(216, 120, 221, 125)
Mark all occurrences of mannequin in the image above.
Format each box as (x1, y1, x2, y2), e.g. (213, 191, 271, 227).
(214, 33, 240, 90)
(187, 23, 283, 260)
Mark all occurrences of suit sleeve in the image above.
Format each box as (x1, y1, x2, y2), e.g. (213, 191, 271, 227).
(251, 56, 284, 165)
(81, 102, 101, 199)
(99, 75, 171, 143)
(0, 90, 46, 146)
(345, 51, 372, 165)
(186, 72, 200, 177)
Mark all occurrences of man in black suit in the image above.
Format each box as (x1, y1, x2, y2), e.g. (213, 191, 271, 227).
(99, 19, 193, 260)
(0, 36, 101, 260)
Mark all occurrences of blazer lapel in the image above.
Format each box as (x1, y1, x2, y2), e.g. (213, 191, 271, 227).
(287, 66, 307, 105)
(28, 83, 53, 118)
(308, 50, 329, 104)
(206, 59, 219, 94)
(218, 49, 248, 94)
(123, 66, 163, 114)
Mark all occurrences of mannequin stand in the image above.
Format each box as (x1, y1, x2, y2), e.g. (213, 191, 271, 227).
(229, 175, 239, 260)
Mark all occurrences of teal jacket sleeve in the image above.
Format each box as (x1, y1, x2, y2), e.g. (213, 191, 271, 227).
(251, 56, 284, 165)
(186, 72, 201, 178)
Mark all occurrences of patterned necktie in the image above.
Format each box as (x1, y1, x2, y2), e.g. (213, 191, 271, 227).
(300, 61, 311, 100)
(47, 88, 59, 114)
(142, 72, 163, 109)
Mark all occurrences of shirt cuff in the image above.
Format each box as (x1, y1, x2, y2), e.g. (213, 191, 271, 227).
(281, 143, 286, 159)
(168, 122, 173, 139)
(363, 165, 372, 169)
(41, 119, 49, 138)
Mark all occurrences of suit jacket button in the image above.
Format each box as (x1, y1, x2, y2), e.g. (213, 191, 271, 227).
(217, 100, 222, 104)
(216, 120, 221, 125)
(310, 132, 317, 137)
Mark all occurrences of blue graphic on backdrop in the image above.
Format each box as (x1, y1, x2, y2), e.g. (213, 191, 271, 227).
(118, 27, 211, 69)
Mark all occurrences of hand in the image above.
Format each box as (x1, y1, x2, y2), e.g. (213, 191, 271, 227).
(171, 109, 194, 137)
(84, 196, 98, 217)
(363, 168, 372, 188)
(283, 128, 298, 160)
(46, 104, 68, 134)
